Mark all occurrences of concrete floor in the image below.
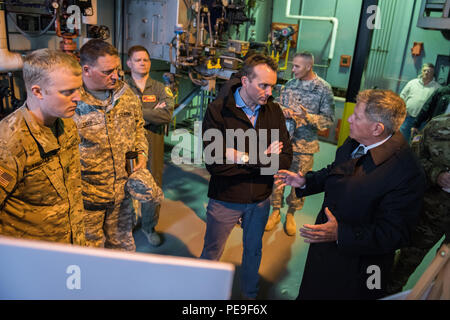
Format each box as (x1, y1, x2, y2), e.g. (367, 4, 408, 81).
(133, 138, 440, 300)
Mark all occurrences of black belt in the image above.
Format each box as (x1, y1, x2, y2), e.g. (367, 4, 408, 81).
(83, 201, 114, 211)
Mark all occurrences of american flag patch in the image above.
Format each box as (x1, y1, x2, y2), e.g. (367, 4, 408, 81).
(0, 167, 13, 188)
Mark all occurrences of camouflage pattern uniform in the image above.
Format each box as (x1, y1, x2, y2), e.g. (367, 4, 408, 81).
(73, 81, 148, 251)
(271, 76, 334, 210)
(0, 105, 85, 245)
(126, 168, 164, 204)
(125, 75, 174, 234)
(387, 113, 450, 294)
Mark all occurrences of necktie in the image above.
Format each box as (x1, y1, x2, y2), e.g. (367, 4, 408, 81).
(352, 145, 366, 159)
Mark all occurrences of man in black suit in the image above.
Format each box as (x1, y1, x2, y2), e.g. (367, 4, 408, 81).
(276, 89, 426, 299)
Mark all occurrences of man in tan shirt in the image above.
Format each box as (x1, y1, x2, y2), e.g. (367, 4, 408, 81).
(0, 49, 85, 245)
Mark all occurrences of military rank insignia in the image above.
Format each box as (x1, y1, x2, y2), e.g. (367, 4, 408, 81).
(165, 87, 173, 97)
(0, 167, 13, 188)
(142, 95, 157, 103)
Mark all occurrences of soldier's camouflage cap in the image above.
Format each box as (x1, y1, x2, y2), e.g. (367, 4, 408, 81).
(126, 168, 164, 204)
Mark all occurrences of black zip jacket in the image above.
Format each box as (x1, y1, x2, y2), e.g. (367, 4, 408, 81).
(202, 78, 293, 203)
(413, 84, 450, 128)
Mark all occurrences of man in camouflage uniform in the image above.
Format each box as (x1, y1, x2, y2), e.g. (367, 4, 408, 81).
(387, 113, 450, 294)
(265, 51, 334, 236)
(125, 45, 174, 246)
(74, 40, 148, 251)
(0, 49, 85, 245)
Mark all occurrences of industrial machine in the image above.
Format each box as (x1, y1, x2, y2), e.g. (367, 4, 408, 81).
(124, 0, 260, 90)
(0, 0, 106, 115)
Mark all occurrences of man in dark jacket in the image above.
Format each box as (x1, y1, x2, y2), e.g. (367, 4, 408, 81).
(276, 89, 425, 299)
(411, 84, 450, 136)
(200, 54, 293, 299)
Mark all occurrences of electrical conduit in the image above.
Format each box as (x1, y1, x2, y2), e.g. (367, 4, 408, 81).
(285, 0, 339, 61)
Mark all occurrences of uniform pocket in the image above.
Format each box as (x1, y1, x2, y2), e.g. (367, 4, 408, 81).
(42, 162, 68, 199)
(21, 159, 66, 205)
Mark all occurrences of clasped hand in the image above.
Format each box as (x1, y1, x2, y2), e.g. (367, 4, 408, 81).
(225, 141, 283, 163)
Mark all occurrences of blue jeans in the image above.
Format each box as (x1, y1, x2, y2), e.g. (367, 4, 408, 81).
(399, 115, 416, 142)
(200, 198, 270, 298)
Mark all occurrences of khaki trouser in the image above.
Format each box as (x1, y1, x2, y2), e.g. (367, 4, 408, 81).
(141, 129, 164, 233)
(270, 153, 314, 211)
(84, 186, 137, 251)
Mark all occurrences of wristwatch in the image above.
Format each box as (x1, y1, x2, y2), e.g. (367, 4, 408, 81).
(239, 153, 249, 164)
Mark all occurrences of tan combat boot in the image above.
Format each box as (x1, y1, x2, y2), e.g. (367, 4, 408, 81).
(285, 208, 297, 236)
(265, 208, 281, 231)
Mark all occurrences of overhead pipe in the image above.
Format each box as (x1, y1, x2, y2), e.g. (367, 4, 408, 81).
(82, 0, 97, 25)
(285, 0, 339, 61)
(0, 6, 23, 72)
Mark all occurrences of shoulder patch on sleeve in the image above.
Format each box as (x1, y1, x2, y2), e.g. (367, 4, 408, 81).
(165, 87, 173, 97)
(412, 134, 422, 143)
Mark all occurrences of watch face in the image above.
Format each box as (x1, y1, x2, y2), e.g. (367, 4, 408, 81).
(241, 154, 250, 163)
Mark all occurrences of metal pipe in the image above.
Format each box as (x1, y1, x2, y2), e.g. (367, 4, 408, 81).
(0, 7, 23, 72)
(195, 0, 200, 47)
(285, 0, 339, 61)
(207, 11, 213, 47)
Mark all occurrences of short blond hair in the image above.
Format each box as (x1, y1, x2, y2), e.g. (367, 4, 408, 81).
(294, 51, 314, 64)
(23, 49, 81, 93)
(356, 89, 406, 134)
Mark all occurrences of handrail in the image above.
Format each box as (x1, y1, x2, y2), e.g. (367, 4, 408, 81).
(285, 0, 339, 61)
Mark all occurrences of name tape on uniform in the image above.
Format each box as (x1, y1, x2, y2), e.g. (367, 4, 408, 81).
(142, 95, 156, 103)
